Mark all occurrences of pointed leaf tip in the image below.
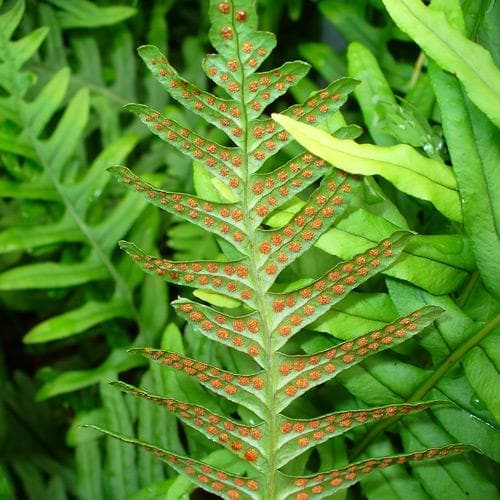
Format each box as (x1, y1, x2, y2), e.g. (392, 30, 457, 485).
(271, 112, 285, 124)
(123, 103, 147, 113)
(107, 165, 125, 175)
(118, 240, 134, 251)
(419, 304, 445, 316)
(127, 347, 147, 354)
(137, 44, 157, 54)
(82, 424, 100, 431)
(390, 229, 413, 243)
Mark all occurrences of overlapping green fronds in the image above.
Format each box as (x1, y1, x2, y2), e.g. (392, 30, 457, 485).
(0, 0, 169, 399)
(381, 0, 500, 128)
(305, 0, 414, 91)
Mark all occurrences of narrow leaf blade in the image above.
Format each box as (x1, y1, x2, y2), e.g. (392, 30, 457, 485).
(272, 113, 461, 222)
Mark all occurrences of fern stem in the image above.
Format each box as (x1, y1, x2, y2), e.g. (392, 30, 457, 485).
(456, 271, 479, 308)
(408, 50, 426, 90)
(26, 129, 141, 325)
(232, 12, 279, 496)
(23, 124, 139, 321)
(255, 286, 279, 499)
(352, 313, 500, 457)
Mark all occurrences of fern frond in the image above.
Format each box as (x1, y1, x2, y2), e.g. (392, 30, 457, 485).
(273, 306, 442, 411)
(94, 0, 475, 497)
(173, 299, 264, 359)
(275, 401, 447, 467)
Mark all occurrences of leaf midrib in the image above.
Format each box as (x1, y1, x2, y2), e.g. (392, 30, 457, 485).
(231, 12, 280, 497)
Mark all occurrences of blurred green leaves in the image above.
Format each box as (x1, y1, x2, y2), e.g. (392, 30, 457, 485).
(0, 0, 170, 376)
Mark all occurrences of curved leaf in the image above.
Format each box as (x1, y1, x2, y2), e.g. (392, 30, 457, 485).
(0, 260, 108, 290)
(47, 0, 136, 29)
(23, 300, 131, 344)
(272, 113, 462, 221)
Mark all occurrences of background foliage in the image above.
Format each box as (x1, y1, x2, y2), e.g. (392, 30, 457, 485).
(0, 0, 498, 498)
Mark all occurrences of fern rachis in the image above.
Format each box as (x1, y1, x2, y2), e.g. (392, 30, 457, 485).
(93, 1, 473, 498)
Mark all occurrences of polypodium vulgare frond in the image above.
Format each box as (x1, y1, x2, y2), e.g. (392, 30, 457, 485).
(93, 0, 474, 498)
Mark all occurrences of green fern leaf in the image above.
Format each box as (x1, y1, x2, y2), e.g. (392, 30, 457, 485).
(92, 0, 476, 497)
